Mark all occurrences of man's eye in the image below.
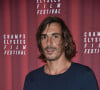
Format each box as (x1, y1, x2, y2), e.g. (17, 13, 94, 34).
(41, 35, 47, 40)
(53, 35, 59, 38)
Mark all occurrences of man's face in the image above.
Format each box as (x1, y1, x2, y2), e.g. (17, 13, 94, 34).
(40, 23, 65, 61)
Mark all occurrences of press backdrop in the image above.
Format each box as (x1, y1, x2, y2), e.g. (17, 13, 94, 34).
(0, 0, 100, 90)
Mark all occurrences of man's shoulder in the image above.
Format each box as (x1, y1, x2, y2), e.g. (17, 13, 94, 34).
(26, 66, 44, 78)
(72, 62, 93, 74)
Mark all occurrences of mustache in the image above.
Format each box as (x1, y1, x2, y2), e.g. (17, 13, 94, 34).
(44, 46, 56, 50)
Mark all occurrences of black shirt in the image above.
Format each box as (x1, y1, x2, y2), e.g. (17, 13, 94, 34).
(23, 62, 99, 90)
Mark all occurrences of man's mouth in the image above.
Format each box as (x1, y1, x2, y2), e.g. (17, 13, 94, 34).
(46, 49, 55, 54)
(45, 47, 56, 54)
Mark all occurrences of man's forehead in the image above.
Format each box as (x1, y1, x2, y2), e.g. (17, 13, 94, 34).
(42, 23, 62, 34)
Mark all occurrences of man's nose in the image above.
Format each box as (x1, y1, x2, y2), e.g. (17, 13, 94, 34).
(47, 36, 53, 46)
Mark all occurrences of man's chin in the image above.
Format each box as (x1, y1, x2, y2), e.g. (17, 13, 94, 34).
(46, 58, 57, 61)
(45, 56, 59, 61)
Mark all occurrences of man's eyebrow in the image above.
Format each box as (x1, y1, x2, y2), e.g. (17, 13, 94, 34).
(41, 34, 47, 36)
(41, 33, 61, 35)
(52, 33, 61, 35)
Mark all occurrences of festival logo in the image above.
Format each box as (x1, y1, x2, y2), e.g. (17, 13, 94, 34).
(83, 32, 100, 54)
(3, 34, 27, 55)
(36, 0, 61, 15)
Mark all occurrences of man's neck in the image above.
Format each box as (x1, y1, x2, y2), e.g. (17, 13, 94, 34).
(44, 58, 71, 75)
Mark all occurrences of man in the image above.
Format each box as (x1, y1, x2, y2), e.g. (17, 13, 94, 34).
(23, 16, 99, 90)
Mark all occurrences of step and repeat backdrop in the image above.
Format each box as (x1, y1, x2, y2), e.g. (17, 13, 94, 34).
(0, 0, 100, 90)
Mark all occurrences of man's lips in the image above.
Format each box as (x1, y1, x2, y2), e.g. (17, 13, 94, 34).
(46, 49, 55, 54)
(44, 47, 56, 54)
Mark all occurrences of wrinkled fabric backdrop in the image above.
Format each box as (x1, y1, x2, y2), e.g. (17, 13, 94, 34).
(0, 0, 100, 90)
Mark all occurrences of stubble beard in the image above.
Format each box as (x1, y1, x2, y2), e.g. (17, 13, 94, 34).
(43, 45, 65, 61)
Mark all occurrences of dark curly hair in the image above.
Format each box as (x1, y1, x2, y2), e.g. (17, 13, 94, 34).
(36, 16, 76, 62)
